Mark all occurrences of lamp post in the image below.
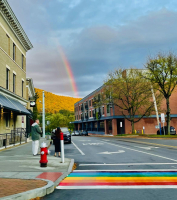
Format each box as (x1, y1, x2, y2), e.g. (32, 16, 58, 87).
(42, 91, 45, 138)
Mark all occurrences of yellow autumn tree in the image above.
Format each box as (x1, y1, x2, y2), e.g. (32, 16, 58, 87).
(35, 88, 81, 114)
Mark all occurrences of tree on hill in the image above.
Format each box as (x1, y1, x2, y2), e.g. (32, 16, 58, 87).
(95, 68, 162, 134)
(144, 53, 177, 134)
(46, 110, 74, 131)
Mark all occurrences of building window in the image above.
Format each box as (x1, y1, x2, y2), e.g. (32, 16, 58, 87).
(6, 113, 10, 127)
(13, 43, 16, 61)
(98, 94, 100, 102)
(6, 68, 9, 90)
(89, 110, 91, 117)
(89, 100, 91, 107)
(102, 107, 104, 115)
(22, 81, 24, 97)
(22, 54, 24, 69)
(107, 105, 110, 113)
(6, 34, 10, 55)
(13, 74, 16, 93)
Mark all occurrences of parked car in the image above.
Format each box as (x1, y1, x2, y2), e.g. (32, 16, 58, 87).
(80, 130, 88, 136)
(157, 126, 176, 135)
(72, 131, 80, 136)
(61, 127, 71, 143)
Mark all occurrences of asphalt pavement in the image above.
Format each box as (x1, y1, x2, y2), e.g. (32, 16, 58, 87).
(43, 136, 177, 200)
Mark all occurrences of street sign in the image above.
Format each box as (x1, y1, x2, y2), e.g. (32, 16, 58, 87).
(30, 101, 36, 107)
(161, 113, 165, 123)
(120, 122, 122, 127)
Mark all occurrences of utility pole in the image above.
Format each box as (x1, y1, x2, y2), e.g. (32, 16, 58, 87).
(42, 91, 45, 138)
(151, 87, 160, 127)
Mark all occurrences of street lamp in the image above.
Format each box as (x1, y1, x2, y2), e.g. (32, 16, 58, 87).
(38, 92, 45, 138)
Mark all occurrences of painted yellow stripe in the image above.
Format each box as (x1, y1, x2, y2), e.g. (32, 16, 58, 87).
(64, 177, 177, 181)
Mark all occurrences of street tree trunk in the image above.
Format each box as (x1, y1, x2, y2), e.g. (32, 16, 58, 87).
(131, 120, 134, 134)
(166, 97, 170, 135)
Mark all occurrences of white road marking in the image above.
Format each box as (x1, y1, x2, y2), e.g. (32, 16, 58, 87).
(97, 150, 125, 154)
(83, 143, 104, 146)
(79, 140, 91, 141)
(72, 141, 85, 155)
(56, 185, 177, 189)
(102, 141, 177, 162)
(102, 139, 110, 141)
(134, 146, 159, 150)
(79, 163, 177, 166)
(74, 169, 177, 172)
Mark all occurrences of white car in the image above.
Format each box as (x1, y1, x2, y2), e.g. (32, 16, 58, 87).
(72, 131, 80, 136)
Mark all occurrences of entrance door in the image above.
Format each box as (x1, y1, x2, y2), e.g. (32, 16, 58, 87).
(117, 119, 125, 134)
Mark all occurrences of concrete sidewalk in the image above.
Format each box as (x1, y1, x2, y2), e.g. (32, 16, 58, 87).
(0, 138, 74, 200)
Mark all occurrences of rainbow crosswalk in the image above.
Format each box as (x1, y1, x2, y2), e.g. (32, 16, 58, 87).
(57, 170, 177, 189)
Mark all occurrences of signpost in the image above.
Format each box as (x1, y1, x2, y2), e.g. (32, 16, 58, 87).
(161, 113, 165, 135)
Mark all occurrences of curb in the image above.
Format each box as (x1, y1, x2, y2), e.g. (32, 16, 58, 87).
(0, 179, 54, 200)
(68, 158, 74, 173)
(53, 158, 75, 187)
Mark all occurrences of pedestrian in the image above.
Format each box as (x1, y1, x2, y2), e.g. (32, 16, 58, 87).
(54, 127, 62, 157)
(51, 128, 57, 145)
(31, 119, 42, 156)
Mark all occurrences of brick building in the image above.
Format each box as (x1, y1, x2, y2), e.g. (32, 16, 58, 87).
(0, 0, 33, 146)
(73, 85, 177, 135)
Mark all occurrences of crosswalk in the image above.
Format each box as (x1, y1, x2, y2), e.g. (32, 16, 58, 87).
(57, 170, 177, 189)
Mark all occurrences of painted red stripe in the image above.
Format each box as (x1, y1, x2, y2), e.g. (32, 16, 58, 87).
(36, 172, 63, 182)
(59, 181, 177, 186)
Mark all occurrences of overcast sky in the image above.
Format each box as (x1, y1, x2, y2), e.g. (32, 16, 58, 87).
(8, 0, 177, 98)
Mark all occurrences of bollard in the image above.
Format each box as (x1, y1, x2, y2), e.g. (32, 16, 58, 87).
(60, 132, 65, 163)
(39, 142, 50, 167)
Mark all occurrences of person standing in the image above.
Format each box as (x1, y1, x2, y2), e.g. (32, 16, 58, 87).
(54, 127, 61, 157)
(31, 119, 42, 156)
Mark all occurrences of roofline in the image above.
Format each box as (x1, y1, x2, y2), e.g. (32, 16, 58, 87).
(0, 0, 33, 51)
(74, 85, 104, 106)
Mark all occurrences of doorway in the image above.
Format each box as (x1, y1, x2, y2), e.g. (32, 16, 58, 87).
(117, 119, 125, 134)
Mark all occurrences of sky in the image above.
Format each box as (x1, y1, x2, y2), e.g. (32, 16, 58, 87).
(7, 0, 177, 98)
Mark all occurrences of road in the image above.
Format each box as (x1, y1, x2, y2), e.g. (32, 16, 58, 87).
(43, 136, 177, 200)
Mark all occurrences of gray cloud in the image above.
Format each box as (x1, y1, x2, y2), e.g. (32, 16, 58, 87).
(7, 0, 177, 98)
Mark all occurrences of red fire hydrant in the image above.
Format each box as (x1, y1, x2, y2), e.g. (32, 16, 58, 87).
(40, 142, 50, 167)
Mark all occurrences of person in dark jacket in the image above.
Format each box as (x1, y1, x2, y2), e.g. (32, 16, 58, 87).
(31, 119, 42, 156)
(54, 127, 61, 157)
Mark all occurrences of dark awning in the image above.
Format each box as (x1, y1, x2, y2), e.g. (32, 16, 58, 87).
(0, 93, 30, 115)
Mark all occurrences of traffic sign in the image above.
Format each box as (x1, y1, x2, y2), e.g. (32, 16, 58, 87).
(161, 113, 165, 123)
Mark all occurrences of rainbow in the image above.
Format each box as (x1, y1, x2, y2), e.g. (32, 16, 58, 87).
(57, 45, 79, 98)
(58, 171, 177, 188)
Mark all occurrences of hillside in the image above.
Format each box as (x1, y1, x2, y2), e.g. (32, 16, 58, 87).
(35, 88, 81, 113)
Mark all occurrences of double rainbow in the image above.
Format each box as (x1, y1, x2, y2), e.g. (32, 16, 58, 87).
(59, 171, 177, 188)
